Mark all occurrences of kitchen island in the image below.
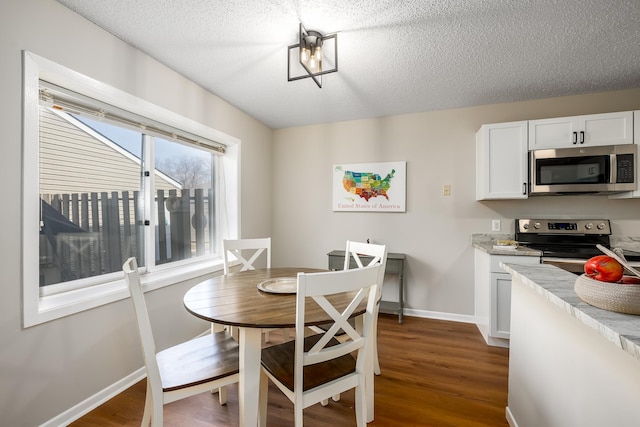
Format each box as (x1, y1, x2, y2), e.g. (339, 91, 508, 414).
(501, 262, 640, 427)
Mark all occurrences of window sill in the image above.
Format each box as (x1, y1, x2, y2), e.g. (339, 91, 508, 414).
(26, 258, 224, 327)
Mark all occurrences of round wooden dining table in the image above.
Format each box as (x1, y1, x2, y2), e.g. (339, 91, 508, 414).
(183, 267, 375, 427)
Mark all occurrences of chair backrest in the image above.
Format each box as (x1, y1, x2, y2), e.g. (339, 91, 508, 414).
(222, 237, 271, 275)
(123, 257, 162, 399)
(343, 240, 387, 270)
(294, 264, 383, 391)
(344, 240, 387, 297)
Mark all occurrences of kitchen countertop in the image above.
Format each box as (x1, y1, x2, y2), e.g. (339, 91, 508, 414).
(473, 241, 542, 257)
(501, 262, 640, 362)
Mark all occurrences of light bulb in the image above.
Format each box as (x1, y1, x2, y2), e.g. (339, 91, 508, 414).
(309, 57, 317, 70)
(300, 47, 309, 63)
(314, 46, 322, 61)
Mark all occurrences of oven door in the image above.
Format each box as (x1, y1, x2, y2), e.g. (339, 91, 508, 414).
(541, 257, 585, 274)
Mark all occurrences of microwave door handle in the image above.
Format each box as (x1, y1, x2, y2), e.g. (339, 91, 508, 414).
(610, 154, 617, 184)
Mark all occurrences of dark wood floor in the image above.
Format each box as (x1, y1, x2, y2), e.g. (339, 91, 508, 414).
(70, 315, 509, 426)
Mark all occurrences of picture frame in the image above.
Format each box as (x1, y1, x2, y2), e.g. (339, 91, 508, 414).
(332, 161, 406, 212)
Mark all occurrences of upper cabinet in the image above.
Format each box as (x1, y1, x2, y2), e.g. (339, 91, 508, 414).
(528, 111, 633, 150)
(476, 121, 528, 200)
(609, 110, 640, 199)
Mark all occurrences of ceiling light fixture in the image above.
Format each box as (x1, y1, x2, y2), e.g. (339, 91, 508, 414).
(287, 23, 337, 88)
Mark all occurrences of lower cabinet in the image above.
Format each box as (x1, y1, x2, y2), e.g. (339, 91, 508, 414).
(474, 250, 539, 347)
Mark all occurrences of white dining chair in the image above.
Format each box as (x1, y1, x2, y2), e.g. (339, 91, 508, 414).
(123, 257, 240, 427)
(258, 264, 383, 427)
(223, 237, 272, 275)
(222, 237, 285, 342)
(343, 240, 388, 376)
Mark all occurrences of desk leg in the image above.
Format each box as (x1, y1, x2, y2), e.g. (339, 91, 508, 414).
(398, 271, 404, 324)
(239, 327, 262, 427)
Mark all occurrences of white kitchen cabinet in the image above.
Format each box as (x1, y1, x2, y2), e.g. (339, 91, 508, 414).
(528, 111, 633, 150)
(476, 121, 528, 200)
(609, 110, 640, 199)
(474, 249, 539, 348)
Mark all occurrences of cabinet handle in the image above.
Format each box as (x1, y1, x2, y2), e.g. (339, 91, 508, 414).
(580, 131, 585, 144)
(523, 183, 527, 195)
(572, 131, 578, 144)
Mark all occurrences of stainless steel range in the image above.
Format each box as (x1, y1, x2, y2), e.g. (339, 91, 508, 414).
(515, 218, 640, 274)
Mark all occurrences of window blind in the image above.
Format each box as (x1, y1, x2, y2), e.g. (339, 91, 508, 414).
(39, 81, 225, 154)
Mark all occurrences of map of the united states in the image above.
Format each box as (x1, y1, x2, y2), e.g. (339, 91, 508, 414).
(341, 168, 396, 201)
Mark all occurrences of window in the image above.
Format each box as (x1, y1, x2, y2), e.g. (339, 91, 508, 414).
(23, 51, 240, 326)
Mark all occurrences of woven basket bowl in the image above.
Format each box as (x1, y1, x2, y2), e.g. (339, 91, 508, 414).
(574, 274, 640, 315)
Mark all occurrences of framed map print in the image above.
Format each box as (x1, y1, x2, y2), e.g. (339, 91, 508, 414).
(332, 161, 406, 212)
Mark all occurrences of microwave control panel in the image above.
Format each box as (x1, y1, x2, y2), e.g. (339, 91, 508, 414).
(616, 154, 635, 183)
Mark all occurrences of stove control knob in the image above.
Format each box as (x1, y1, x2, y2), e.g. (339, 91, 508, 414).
(585, 223, 593, 230)
(523, 223, 529, 230)
(533, 222, 541, 229)
(597, 223, 605, 230)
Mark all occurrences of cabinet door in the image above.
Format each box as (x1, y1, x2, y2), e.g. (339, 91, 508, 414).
(529, 111, 633, 149)
(476, 121, 528, 200)
(491, 273, 512, 338)
(528, 116, 578, 149)
(579, 111, 633, 146)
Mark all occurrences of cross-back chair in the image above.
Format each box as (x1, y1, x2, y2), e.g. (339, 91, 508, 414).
(258, 263, 383, 426)
(221, 237, 284, 342)
(223, 237, 272, 275)
(343, 240, 388, 376)
(123, 257, 240, 427)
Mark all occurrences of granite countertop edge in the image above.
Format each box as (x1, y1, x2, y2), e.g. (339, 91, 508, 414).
(501, 262, 640, 362)
(473, 241, 542, 256)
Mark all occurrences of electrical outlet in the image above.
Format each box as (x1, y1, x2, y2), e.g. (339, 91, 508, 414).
(443, 184, 451, 196)
(492, 219, 501, 232)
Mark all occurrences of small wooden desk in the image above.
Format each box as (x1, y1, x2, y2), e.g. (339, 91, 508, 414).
(183, 267, 375, 426)
(328, 250, 406, 323)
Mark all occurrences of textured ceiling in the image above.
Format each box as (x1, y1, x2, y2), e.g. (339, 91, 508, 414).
(55, 0, 640, 129)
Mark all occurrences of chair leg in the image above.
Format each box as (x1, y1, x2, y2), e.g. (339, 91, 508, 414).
(295, 404, 304, 427)
(373, 315, 381, 375)
(218, 386, 228, 405)
(141, 382, 152, 427)
(151, 390, 163, 427)
(321, 398, 329, 406)
(230, 326, 239, 341)
(332, 394, 340, 402)
(259, 369, 269, 427)
(355, 380, 366, 427)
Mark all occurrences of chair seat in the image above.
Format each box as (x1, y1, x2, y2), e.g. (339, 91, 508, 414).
(261, 334, 356, 392)
(157, 332, 240, 392)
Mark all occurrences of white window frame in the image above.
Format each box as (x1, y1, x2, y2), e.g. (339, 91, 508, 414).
(22, 51, 240, 327)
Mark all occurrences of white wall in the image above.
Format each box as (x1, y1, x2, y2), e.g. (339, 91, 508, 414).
(0, 1, 272, 425)
(272, 91, 640, 316)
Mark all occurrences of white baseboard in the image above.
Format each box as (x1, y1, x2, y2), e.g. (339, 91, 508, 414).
(41, 367, 146, 427)
(506, 406, 518, 427)
(402, 307, 475, 324)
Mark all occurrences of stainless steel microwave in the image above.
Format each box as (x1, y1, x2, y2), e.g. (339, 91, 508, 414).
(530, 144, 637, 195)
